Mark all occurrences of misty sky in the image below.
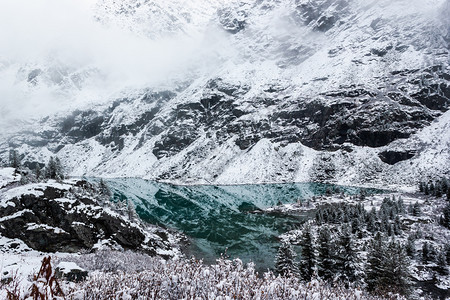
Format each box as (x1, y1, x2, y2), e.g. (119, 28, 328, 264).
(0, 0, 447, 127)
(0, 0, 228, 124)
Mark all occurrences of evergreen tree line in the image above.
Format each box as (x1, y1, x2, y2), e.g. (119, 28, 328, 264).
(275, 223, 410, 296)
(315, 197, 405, 237)
(8, 149, 21, 170)
(275, 197, 450, 297)
(418, 178, 450, 229)
(8, 149, 65, 183)
(419, 178, 450, 199)
(97, 179, 137, 222)
(42, 156, 65, 180)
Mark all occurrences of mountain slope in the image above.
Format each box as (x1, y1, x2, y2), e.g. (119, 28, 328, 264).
(1, 0, 449, 188)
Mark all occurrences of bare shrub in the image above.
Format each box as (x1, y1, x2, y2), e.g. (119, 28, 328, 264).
(29, 256, 64, 300)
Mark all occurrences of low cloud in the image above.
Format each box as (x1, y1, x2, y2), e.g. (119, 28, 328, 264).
(0, 0, 229, 123)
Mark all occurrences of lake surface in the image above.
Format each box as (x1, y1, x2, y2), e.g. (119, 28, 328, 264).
(105, 178, 381, 272)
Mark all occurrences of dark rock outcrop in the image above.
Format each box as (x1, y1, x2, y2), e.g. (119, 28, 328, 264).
(55, 262, 88, 283)
(0, 181, 177, 256)
(378, 150, 416, 165)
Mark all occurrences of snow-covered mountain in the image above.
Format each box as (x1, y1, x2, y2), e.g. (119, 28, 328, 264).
(1, 0, 449, 188)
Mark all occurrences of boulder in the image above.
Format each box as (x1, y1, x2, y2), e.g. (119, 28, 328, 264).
(55, 262, 88, 282)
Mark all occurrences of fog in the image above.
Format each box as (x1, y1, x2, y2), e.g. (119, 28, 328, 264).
(0, 0, 230, 123)
(0, 0, 446, 127)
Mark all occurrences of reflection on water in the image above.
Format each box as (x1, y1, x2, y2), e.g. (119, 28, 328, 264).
(104, 178, 381, 272)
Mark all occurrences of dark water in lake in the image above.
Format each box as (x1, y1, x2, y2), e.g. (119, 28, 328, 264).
(105, 178, 381, 272)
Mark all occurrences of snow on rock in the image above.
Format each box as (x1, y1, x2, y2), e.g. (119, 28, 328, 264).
(56, 261, 85, 272)
(0, 176, 182, 257)
(0, 0, 449, 189)
(0, 167, 20, 188)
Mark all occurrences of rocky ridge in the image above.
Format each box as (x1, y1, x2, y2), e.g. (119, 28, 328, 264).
(0, 170, 181, 257)
(0, 0, 449, 187)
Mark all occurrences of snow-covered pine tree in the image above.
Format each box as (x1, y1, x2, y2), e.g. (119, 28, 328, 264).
(54, 157, 64, 181)
(405, 235, 415, 258)
(45, 156, 56, 179)
(419, 182, 425, 192)
(317, 226, 335, 281)
(45, 156, 65, 180)
(35, 164, 42, 180)
(275, 241, 298, 276)
(412, 201, 421, 217)
(127, 199, 137, 222)
(393, 215, 402, 235)
(442, 203, 450, 229)
(424, 184, 430, 195)
(436, 249, 449, 275)
(445, 244, 450, 265)
(98, 179, 112, 197)
(336, 225, 360, 284)
(422, 242, 431, 264)
(350, 217, 360, 234)
(366, 208, 377, 233)
(435, 186, 443, 198)
(9, 149, 20, 170)
(382, 240, 411, 296)
(430, 182, 436, 195)
(299, 225, 316, 281)
(366, 232, 385, 292)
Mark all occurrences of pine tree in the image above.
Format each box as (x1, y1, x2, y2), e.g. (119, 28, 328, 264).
(436, 250, 449, 275)
(412, 201, 421, 217)
(419, 182, 424, 192)
(317, 226, 335, 281)
(275, 241, 298, 276)
(127, 199, 137, 222)
(382, 240, 411, 296)
(442, 179, 449, 195)
(442, 203, 450, 229)
(366, 209, 377, 232)
(397, 197, 405, 214)
(445, 244, 450, 265)
(436, 186, 443, 198)
(336, 225, 360, 284)
(405, 235, 415, 258)
(35, 164, 42, 180)
(380, 214, 389, 232)
(98, 179, 112, 197)
(367, 235, 411, 296)
(351, 217, 360, 234)
(54, 157, 64, 181)
(366, 233, 385, 292)
(299, 225, 316, 281)
(45, 156, 64, 180)
(393, 215, 402, 235)
(429, 182, 436, 195)
(45, 156, 56, 179)
(422, 242, 431, 264)
(9, 149, 20, 170)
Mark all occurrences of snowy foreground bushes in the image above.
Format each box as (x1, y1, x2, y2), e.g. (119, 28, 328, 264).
(2, 253, 400, 300)
(69, 257, 395, 300)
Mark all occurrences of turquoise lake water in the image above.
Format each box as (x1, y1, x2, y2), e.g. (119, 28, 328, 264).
(105, 178, 381, 272)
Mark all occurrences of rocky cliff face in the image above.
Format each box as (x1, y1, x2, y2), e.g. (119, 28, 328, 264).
(1, 0, 449, 187)
(0, 177, 181, 257)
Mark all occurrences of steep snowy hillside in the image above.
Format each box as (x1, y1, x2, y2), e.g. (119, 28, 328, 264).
(0, 0, 449, 188)
(94, 0, 233, 38)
